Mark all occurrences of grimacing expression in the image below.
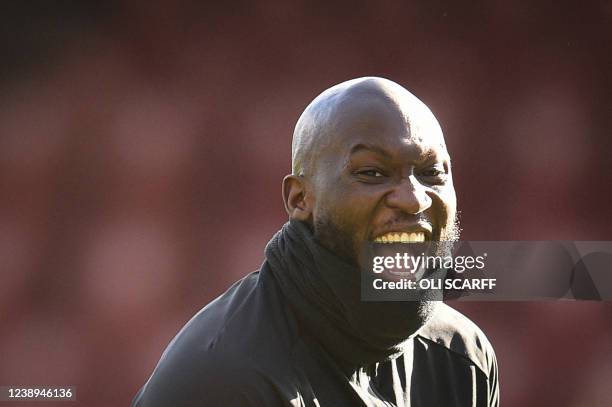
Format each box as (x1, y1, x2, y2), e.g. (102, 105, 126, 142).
(285, 78, 458, 266)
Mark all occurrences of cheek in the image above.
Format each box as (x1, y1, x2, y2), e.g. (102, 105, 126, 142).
(443, 188, 457, 216)
(435, 187, 457, 230)
(313, 183, 382, 234)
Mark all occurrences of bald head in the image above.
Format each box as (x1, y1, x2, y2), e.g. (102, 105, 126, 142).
(291, 77, 447, 176)
(283, 76, 457, 259)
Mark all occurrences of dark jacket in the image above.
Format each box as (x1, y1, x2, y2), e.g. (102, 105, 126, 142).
(133, 223, 499, 406)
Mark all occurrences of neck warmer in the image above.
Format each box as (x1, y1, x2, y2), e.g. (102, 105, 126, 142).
(264, 220, 441, 371)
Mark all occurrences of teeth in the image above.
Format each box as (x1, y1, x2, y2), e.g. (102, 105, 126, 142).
(374, 232, 426, 243)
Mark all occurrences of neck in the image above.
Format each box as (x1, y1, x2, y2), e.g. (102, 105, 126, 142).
(264, 220, 440, 369)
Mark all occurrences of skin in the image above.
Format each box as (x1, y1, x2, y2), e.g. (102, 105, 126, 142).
(283, 77, 458, 267)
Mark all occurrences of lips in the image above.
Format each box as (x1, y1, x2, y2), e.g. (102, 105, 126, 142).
(374, 232, 426, 243)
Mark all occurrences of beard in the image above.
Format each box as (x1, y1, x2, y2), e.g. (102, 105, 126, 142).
(313, 211, 462, 267)
(312, 213, 361, 267)
(310, 211, 463, 346)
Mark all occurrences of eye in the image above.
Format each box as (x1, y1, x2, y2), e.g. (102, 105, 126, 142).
(352, 168, 387, 183)
(358, 169, 385, 177)
(420, 168, 444, 177)
(417, 164, 448, 184)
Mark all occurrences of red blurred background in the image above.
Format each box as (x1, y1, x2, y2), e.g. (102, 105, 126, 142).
(0, 1, 611, 406)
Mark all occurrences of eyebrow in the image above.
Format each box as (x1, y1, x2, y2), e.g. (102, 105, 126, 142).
(349, 143, 393, 159)
(349, 142, 442, 163)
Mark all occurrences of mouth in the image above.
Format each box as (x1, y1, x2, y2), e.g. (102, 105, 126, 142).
(373, 231, 426, 243)
(368, 228, 434, 279)
(370, 221, 433, 244)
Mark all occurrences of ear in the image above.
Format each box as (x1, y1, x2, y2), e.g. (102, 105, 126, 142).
(282, 175, 313, 222)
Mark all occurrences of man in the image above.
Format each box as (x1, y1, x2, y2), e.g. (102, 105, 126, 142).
(132, 77, 499, 406)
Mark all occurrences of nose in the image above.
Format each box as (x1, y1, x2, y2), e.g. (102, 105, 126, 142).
(385, 176, 432, 214)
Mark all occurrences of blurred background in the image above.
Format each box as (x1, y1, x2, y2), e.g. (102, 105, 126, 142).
(1, 1, 611, 406)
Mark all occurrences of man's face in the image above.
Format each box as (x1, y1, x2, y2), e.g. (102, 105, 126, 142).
(309, 95, 458, 266)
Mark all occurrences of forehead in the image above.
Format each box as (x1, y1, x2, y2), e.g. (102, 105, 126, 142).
(327, 92, 447, 158)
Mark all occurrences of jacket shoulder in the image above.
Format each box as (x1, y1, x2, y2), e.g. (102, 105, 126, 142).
(132, 351, 288, 406)
(132, 270, 300, 406)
